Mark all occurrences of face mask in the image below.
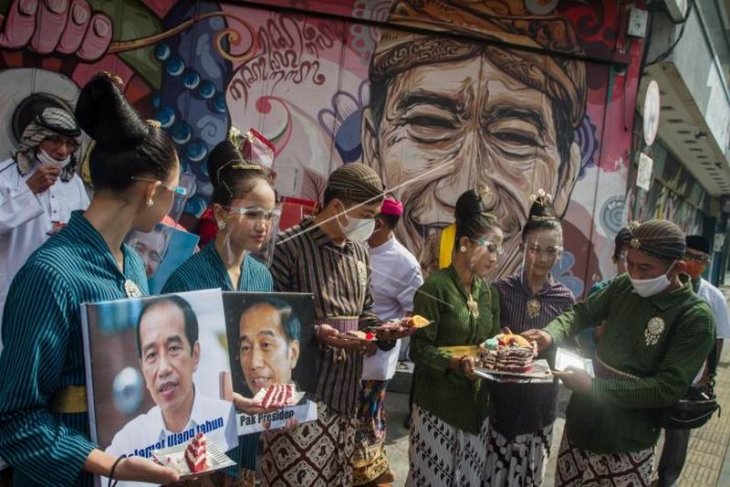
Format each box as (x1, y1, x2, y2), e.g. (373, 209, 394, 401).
(37, 149, 71, 169)
(629, 263, 675, 298)
(338, 207, 375, 242)
(684, 261, 705, 280)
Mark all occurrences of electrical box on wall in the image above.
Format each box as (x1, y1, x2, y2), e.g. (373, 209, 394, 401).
(628, 7, 648, 38)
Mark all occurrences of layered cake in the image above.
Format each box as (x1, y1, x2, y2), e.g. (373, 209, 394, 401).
(184, 433, 208, 473)
(256, 383, 296, 408)
(479, 333, 536, 373)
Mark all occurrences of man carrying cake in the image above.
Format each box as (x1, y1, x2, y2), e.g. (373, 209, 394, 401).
(524, 219, 714, 487)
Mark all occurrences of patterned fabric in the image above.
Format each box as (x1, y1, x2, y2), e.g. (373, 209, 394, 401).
(484, 423, 554, 486)
(15, 107, 81, 182)
(271, 217, 380, 414)
(555, 432, 654, 487)
(352, 379, 389, 485)
(0, 211, 147, 486)
(261, 401, 357, 487)
(490, 273, 575, 438)
(406, 405, 489, 487)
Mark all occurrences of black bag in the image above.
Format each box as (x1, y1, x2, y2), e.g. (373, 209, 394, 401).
(659, 383, 720, 429)
(657, 298, 721, 430)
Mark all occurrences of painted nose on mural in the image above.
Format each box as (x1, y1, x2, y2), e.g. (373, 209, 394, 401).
(433, 130, 487, 210)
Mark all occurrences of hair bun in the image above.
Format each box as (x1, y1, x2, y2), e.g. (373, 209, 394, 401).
(455, 190, 486, 220)
(528, 200, 557, 220)
(75, 73, 148, 151)
(207, 139, 243, 179)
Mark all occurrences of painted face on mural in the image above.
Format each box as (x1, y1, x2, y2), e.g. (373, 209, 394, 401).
(363, 53, 582, 278)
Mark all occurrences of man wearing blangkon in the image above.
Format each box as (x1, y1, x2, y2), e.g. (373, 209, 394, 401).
(361, 0, 585, 277)
(106, 295, 237, 487)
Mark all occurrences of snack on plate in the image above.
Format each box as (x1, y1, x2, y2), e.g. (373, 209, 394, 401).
(404, 315, 430, 329)
(479, 333, 536, 373)
(184, 433, 208, 474)
(346, 330, 376, 341)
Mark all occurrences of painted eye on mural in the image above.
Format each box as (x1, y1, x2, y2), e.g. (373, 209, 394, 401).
(404, 114, 458, 143)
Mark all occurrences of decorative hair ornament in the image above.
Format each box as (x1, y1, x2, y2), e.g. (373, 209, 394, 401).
(145, 119, 161, 129)
(628, 221, 642, 249)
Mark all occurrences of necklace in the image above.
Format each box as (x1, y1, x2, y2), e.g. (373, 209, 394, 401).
(466, 293, 480, 319)
(526, 298, 541, 319)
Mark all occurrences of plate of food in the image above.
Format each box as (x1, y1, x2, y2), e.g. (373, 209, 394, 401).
(152, 433, 236, 479)
(366, 315, 433, 333)
(473, 333, 553, 383)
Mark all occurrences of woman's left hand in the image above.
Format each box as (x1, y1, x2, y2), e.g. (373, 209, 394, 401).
(460, 356, 480, 381)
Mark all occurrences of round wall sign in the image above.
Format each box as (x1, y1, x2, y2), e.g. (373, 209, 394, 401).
(643, 80, 660, 147)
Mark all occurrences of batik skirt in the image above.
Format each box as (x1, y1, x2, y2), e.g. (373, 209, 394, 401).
(352, 379, 390, 485)
(483, 421, 554, 486)
(555, 431, 655, 487)
(260, 401, 357, 487)
(406, 405, 489, 487)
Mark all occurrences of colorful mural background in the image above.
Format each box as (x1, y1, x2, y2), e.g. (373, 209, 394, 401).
(0, 0, 648, 297)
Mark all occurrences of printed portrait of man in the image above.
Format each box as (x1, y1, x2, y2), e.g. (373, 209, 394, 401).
(106, 295, 237, 476)
(128, 227, 170, 278)
(361, 0, 587, 278)
(237, 297, 301, 396)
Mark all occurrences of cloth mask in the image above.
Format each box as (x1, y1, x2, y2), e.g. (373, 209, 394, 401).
(340, 211, 375, 242)
(629, 263, 675, 298)
(37, 149, 71, 169)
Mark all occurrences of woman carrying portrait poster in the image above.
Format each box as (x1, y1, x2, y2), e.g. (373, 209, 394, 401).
(162, 133, 278, 481)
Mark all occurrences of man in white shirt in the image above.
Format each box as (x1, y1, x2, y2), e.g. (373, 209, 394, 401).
(105, 295, 237, 487)
(656, 235, 730, 487)
(352, 197, 423, 485)
(0, 107, 89, 345)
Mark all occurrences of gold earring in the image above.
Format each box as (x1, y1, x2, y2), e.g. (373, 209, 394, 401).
(145, 199, 153, 209)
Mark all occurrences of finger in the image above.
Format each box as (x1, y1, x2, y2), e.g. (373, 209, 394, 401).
(57, 0, 92, 54)
(502, 326, 513, 334)
(77, 11, 113, 61)
(30, 0, 68, 54)
(0, 0, 37, 49)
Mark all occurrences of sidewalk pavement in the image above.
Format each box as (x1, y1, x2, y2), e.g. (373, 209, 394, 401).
(384, 286, 730, 486)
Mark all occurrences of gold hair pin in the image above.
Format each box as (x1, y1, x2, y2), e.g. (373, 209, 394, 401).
(145, 119, 161, 129)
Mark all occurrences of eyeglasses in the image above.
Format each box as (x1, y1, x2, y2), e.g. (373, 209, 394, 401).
(684, 252, 710, 263)
(227, 206, 281, 222)
(526, 243, 563, 257)
(131, 177, 188, 197)
(46, 135, 80, 152)
(471, 238, 504, 255)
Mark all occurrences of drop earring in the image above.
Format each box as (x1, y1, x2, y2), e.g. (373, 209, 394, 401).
(218, 220, 226, 231)
(459, 246, 467, 253)
(145, 199, 153, 209)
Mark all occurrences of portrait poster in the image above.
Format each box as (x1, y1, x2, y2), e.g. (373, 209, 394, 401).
(126, 223, 199, 294)
(81, 289, 237, 487)
(222, 292, 319, 435)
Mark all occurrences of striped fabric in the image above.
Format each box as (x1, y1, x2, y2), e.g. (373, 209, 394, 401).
(490, 273, 575, 438)
(0, 211, 148, 487)
(270, 217, 379, 415)
(162, 243, 273, 294)
(315, 317, 361, 414)
(161, 242, 273, 473)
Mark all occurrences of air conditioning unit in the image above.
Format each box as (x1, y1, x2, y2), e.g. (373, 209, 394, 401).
(663, 0, 689, 23)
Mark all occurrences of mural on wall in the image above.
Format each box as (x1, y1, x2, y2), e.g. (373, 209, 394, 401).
(0, 0, 645, 297)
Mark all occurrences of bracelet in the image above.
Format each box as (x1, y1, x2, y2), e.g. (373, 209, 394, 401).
(108, 454, 127, 487)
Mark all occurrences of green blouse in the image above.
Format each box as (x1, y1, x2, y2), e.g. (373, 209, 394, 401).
(410, 265, 500, 434)
(545, 274, 714, 453)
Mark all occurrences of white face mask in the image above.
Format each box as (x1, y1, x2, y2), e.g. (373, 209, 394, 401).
(629, 263, 675, 298)
(37, 149, 71, 169)
(338, 207, 375, 242)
